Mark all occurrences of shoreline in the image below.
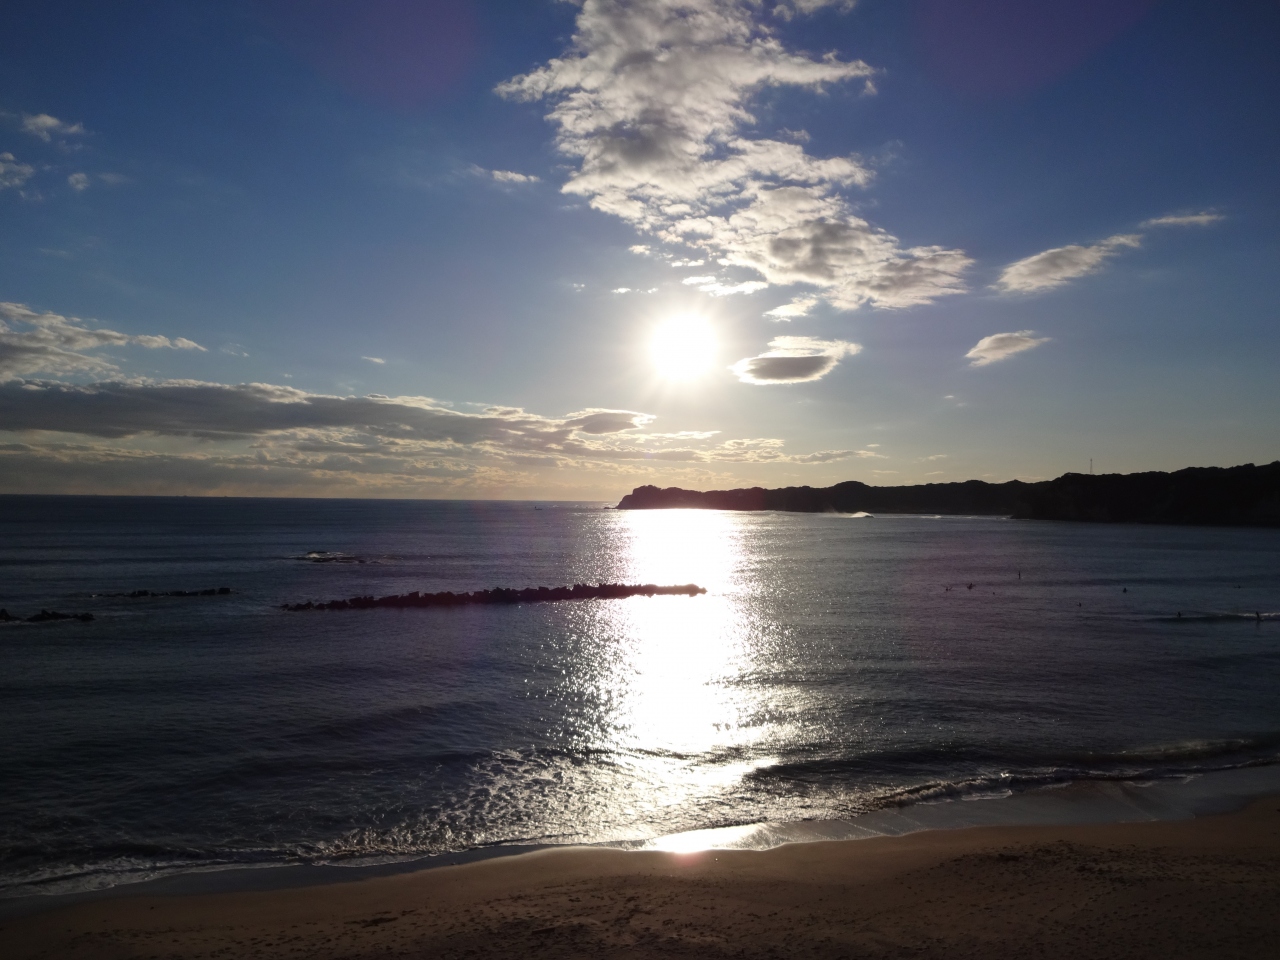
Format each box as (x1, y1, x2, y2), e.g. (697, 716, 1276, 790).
(6, 792, 1278, 959)
(5, 763, 1279, 920)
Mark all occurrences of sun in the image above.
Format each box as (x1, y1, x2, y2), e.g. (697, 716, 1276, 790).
(650, 313, 717, 381)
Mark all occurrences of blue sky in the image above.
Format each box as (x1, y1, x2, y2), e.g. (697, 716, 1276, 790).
(1, 0, 1276, 499)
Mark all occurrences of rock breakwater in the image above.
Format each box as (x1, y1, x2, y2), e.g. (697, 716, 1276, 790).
(283, 582, 706, 612)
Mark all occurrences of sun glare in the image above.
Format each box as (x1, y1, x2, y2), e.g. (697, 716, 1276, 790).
(650, 314, 717, 381)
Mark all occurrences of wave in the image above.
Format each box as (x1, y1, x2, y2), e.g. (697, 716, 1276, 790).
(748, 734, 1280, 783)
(10, 742, 1280, 901)
(7, 735, 1279, 903)
(1149, 611, 1277, 623)
(289, 551, 391, 564)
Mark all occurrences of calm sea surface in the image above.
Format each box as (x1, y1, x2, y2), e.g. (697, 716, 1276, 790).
(1, 495, 1278, 898)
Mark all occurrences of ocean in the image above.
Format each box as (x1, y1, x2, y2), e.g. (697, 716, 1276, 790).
(2, 495, 1278, 901)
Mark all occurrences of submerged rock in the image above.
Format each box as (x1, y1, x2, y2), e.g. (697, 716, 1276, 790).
(25, 609, 94, 623)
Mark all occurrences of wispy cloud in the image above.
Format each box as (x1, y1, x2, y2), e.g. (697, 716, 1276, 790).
(764, 296, 818, 320)
(0, 152, 35, 192)
(1141, 211, 1223, 228)
(731, 334, 861, 383)
(20, 112, 85, 143)
(682, 276, 769, 296)
(468, 164, 541, 185)
(996, 234, 1141, 293)
(0, 302, 205, 381)
(965, 330, 1050, 366)
(490, 169, 540, 184)
(63, 172, 128, 190)
(361, 356, 386, 364)
(498, 0, 971, 310)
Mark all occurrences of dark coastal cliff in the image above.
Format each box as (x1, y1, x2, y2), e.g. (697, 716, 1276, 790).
(616, 461, 1280, 527)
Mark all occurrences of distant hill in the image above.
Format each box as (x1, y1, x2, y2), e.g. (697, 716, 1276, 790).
(616, 462, 1280, 527)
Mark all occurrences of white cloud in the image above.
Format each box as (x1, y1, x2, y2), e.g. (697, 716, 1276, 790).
(628, 244, 652, 255)
(731, 334, 860, 383)
(1141, 212, 1223, 228)
(965, 330, 1050, 367)
(0, 152, 35, 191)
(134, 336, 203, 350)
(996, 234, 1141, 293)
(683, 276, 769, 295)
(780, 0, 857, 13)
(0, 302, 206, 381)
(68, 172, 90, 191)
(498, 0, 970, 311)
(854, 448, 886, 458)
(490, 169, 540, 184)
(362, 356, 386, 364)
(469, 164, 540, 184)
(702, 280, 769, 296)
(770, 1, 856, 20)
(764, 296, 818, 320)
(787, 449, 852, 463)
(20, 113, 85, 143)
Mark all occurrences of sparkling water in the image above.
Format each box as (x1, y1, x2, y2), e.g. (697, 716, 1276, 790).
(2, 495, 1277, 897)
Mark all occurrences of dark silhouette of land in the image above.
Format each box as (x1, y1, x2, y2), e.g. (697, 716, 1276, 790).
(284, 582, 707, 612)
(617, 461, 1280, 526)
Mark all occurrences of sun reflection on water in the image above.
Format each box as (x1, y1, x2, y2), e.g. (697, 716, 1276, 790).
(588, 510, 771, 784)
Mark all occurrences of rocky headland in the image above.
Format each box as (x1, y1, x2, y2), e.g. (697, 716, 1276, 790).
(617, 461, 1280, 526)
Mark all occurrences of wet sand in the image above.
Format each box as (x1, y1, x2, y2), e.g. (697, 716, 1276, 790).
(6, 795, 1279, 959)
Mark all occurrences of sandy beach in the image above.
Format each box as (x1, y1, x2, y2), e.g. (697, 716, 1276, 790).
(6, 794, 1278, 960)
